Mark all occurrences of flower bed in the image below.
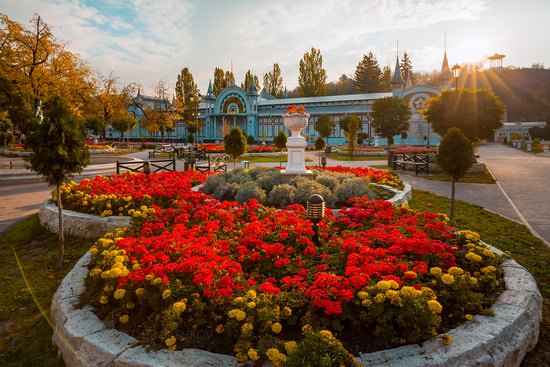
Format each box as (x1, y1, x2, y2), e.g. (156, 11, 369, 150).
(200, 167, 398, 208)
(79, 182, 506, 366)
(56, 171, 208, 217)
(311, 165, 404, 190)
(248, 145, 278, 153)
(202, 144, 225, 153)
(390, 146, 438, 155)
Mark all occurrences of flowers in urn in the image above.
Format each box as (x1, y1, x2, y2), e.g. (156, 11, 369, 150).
(286, 105, 306, 114)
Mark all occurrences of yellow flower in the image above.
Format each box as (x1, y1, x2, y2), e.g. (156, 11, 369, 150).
(374, 293, 386, 303)
(448, 267, 464, 276)
(389, 280, 400, 289)
(132, 263, 140, 270)
(441, 274, 455, 285)
(89, 246, 98, 255)
(481, 266, 497, 274)
(361, 299, 372, 307)
(140, 205, 148, 212)
(404, 271, 417, 279)
(113, 289, 126, 300)
(319, 330, 333, 341)
(465, 314, 474, 321)
(241, 322, 254, 333)
(470, 277, 478, 285)
(173, 301, 186, 313)
(233, 297, 244, 305)
(376, 280, 391, 291)
(482, 249, 495, 258)
(441, 335, 453, 345)
(302, 324, 313, 333)
(427, 300, 443, 313)
(99, 296, 108, 304)
(152, 277, 162, 285)
(126, 302, 134, 310)
(247, 348, 260, 361)
(271, 322, 282, 334)
(135, 288, 145, 296)
(89, 268, 102, 277)
(215, 324, 224, 334)
(165, 336, 177, 347)
(162, 289, 172, 299)
(284, 341, 298, 354)
(119, 315, 129, 323)
(235, 310, 246, 321)
(357, 291, 369, 300)
(247, 289, 257, 298)
(400, 286, 420, 298)
(247, 301, 256, 309)
(385, 289, 400, 300)
(421, 287, 437, 300)
(430, 267, 442, 276)
(282, 306, 292, 317)
(145, 274, 155, 281)
(114, 255, 124, 263)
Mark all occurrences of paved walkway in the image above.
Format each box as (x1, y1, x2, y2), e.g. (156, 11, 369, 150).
(478, 143, 550, 244)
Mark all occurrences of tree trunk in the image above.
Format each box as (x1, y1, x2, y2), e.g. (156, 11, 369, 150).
(56, 184, 65, 269)
(450, 177, 456, 222)
(280, 151, 282, 167)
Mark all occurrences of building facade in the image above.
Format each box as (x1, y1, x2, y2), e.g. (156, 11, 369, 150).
(119, 51, 456, 145)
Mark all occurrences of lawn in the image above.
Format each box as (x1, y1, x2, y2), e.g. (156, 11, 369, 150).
(0, 190, 548, 366)
(0, 216, 93, 366)
(328, 153, 388, 161)
(409, 189, 550, 366)
(238, 154, 312, 163)
(421, 167, 496, 184)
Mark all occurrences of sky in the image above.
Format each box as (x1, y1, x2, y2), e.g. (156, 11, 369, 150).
(2, 0, 549, 95)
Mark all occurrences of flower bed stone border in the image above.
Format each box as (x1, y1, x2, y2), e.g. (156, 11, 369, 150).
(51, 244, 542, 367)
(38, 201, 130, 239)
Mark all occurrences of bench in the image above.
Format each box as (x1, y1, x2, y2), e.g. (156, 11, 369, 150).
(196, 154, 229, 173)
(148, 146, 174, 158)
(392, 154, 430, 175)
(188, 146, 207, 160)
(116, 159, 176, 174)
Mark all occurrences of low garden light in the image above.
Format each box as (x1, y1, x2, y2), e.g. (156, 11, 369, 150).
(321, 156, 327, 168)
(307, 193, 325, 245)
(143, 161, 151, 175)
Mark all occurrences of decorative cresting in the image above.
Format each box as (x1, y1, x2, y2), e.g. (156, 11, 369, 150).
(282, 105, 312, 175)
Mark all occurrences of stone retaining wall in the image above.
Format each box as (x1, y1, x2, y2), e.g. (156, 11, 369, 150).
(39, 202, 130, 239)
(51, 244, 542, 367)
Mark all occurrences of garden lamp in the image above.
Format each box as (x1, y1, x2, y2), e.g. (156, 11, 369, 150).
(143, 161, 151, 175)
(321, 156, 327, 168)
(307, 194, 325, 245)
(451, 63, 462, 89)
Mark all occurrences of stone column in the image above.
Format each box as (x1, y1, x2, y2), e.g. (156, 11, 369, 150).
(281, 112, 313, 176)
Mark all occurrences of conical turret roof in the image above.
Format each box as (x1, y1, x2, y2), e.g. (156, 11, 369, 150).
(391, 56, 405, 85)
(439, 51, 453, 81)
(248, 77, 258, 96)
(205, 80, 215, 100)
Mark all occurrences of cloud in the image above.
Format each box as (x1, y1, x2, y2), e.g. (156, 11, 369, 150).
(2, 0, 490, 94)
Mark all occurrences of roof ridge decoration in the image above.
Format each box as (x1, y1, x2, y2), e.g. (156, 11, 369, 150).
(391, 55, 405, 85)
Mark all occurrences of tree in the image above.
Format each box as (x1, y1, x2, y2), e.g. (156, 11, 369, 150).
(314, 136, 325, 151)
(528, 126, 542, 140)
(437, 128, 474, 221)
(423, 89, 505, 142)
(0, 110, 14, 146)
(137, 80, 178, 142)
(354, 52, 383, 93)
(225, 70, 235, 86)
(224, 126, 247, 168)
(274, 130, 288, 166)
(111, 115, 137, 144)
(247, 134, 255, 145)
(315, 114, 335, 147)
(298, 48, 327, 97)
(340, 115, 361, 160)
(263, 63, 284, 98)
(175, 67, 198, 122)
(25, 95, 89, 268)
(400, 51, 415, 84)
(87, 72, 128, 139)
(380, 66, 392, 92)
(371, 97, 412, 147)
(241, 70, 260, 92)
(325, 74, 356, 96)
(213, 67, 226, 95)
(85, 116, 107, 138)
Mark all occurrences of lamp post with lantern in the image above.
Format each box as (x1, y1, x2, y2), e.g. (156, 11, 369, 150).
(451, 63, 462, 90)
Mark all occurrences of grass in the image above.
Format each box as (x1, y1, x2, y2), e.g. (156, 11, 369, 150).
(1, 192, 548, 365)
(237, 154, 312, 163)
(328, 153, 388, 161)
(368, 164, 389, 169)
(421, 167, 496, 184)
(409, 189, 550, 366)
(0, 216, 93, 366)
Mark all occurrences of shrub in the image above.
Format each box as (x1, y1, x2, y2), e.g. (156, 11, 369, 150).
(247, 167, 267, 180)
(257, 170, 283, 192)
(335, 177, 374, 204)
(212, 182, 242, 201)
(315, 174, 339, 191)
(226, 169, 251, 185)
(294, 177, 336, 207)
(268, 184, 297, 208)
(200, 173, 228, 195)
(235, 182, 266, 204)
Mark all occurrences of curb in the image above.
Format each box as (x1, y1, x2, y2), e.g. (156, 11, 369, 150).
(51, 244, 542, 367)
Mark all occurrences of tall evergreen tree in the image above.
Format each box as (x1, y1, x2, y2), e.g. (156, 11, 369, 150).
(263, 63, 284, 98)
(298, 48, 327, 97)
(380, 66, 392, 92)
(400, 51, 415, 84)
(175, 67, 198, 122)
(241, 70, 260, 91)
(225, 70, 235, 86)
(354, 52, 383, 93)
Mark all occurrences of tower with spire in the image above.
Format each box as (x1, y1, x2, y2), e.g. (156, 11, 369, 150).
(205, 80, 216, 114)
(438, 34, 454, 89)
(247, 78, 259, 114)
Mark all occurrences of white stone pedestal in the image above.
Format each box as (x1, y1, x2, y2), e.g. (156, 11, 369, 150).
(281, 112, 312, 176)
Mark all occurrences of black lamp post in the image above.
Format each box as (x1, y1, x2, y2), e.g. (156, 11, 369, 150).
(451, 63, 462, 90)
(307, 194, 325, 245)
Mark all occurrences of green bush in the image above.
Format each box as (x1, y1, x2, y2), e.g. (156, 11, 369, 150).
(268, 184, 297, 208)
(235, 182, 266, 204)
(335, 177, 374, 204)
(294, 177, 335, 207)
(201, 173, 228, 195)
(212, 182, 241, 201)
(257, 170, 283, 192)
(315, 174, 339, 191)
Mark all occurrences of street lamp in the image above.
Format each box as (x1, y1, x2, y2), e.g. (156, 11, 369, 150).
(194, 93, 202, 150)
(451, 63, 462, 89)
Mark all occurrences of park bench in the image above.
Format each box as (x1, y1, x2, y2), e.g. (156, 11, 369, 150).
(116, 158, 176, 174)
(196, 154, 229, 173)
(148, 145, 174, 158)
(188, 146, 207, 160)
(392, 153, 430, 175)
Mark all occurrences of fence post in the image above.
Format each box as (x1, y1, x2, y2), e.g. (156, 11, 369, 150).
(116, 160, 120, 174)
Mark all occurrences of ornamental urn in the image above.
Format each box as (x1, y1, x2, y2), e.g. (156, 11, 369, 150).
(283, 112, 310, 138)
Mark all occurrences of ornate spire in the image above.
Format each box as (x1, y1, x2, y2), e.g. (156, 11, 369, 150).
(439, 50, 453, 81)
(207, 80, 213, 95)
(248, 77, 259, 96)
(282, 86, 288, 99)
(390, 56, 405, 87)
